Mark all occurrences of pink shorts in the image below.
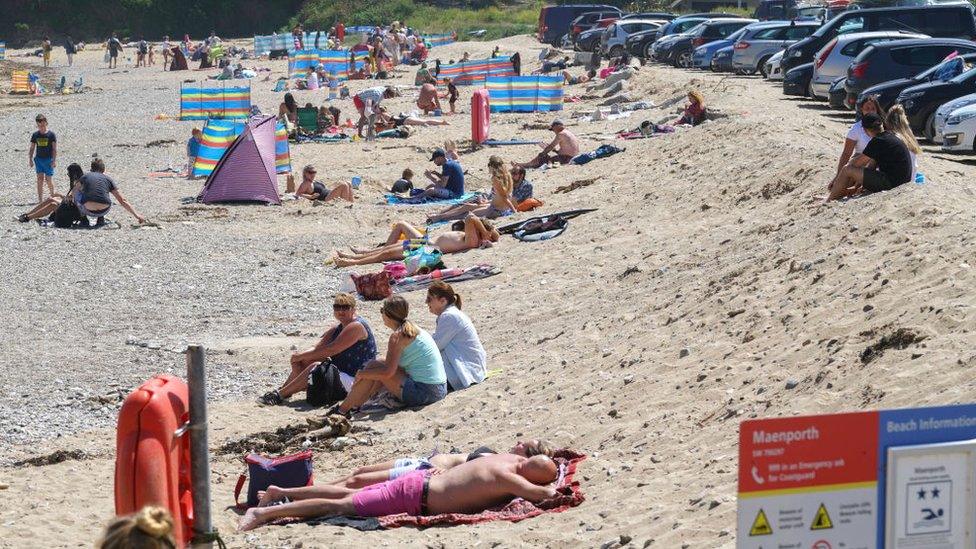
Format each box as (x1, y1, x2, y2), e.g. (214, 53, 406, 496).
(352, 470, 429, 517)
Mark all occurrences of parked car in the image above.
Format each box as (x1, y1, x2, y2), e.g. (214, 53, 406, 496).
(784, 61, 816, 95)
(940, 103, 976, 151)
(649, 30, 693, 62)
(575, 27, 606, 52)
(764, 49, 787, 79)
(845, 39, 976, 108)
(692, 26, 753, 69)
(621, 12, 677, 20)
(810, 31, 928, 99)
(755, 0, 798, 20)
(712, 45, 736, 72)
(538, 4, 620, 45)
(601, 19, 667, 58)
(828, 75, 850, 107)
(934, 92, 976, 143)
(668, 18, 757, 67)
(780, 5, 976, 73)
(631, 16, 710, 58)
(570, 10, 623, 45)
(858, 52, 976, 109)
(898, 66, 976, 140)
(794, 4, 828, 20)
(732, 21, 819, 75)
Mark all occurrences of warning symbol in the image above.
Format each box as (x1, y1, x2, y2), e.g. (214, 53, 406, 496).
(749, 509, 773, 536)
(811, 503, 834, 530)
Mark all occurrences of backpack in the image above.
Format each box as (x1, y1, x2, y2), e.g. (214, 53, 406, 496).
(51, 200, 83, 228)
(306, 360, 348, 407)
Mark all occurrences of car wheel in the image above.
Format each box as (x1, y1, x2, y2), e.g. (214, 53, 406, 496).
(758, 56, 772, 78)
(677, 50, 693, 68)
(608, 45, 623, 59)
(807, 78, 815, 98)
(644, 43, 655, 60)
(924, 111, 937, 143)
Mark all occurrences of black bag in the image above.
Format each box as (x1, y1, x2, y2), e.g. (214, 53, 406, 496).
(513, 215, 568, 242)
(51, 200, 83, 228)
(306, 360, 348, 407)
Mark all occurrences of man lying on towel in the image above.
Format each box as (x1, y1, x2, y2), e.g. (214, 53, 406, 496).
(331, 215, 498, 268)
(238, 453, 558, 531)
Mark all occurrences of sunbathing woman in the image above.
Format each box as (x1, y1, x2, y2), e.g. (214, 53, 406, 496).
(426, 155, 517, 223)
(375, 107, 450, 129)
(333, 215, 499, 267)
(294, 164, 354, 203)
(672, 90, 706, 126)
(310, 439, 552, 490)
(18, 162, 84, 223)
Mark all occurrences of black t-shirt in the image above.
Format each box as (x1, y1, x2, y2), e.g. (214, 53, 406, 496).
(31, 131, 56, 158)
(79, 172, 118, 205)
(108, 38, 122, 54)
(863, 131, 912, 189)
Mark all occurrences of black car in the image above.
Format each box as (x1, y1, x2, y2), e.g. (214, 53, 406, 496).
(844, 39, 976, 109)
(828, 76, 849, 109)
(621, 12, 676, 21)
(667, 18, 756, 68)
(711, 46, 735, 72)
(858, 52, 976, 111)
(899, 66, 976, 140)
(784, 62, 815, 96)
(780, 5, 976, 74)
(575, 27, 605, 52)
(628, 17, 709, 59)
(569, 10, 622, 45)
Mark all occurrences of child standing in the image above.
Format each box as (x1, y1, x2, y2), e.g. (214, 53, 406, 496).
(28, 114, 57, 202)
(446, 77, 459, 115)
(42, 37, 52, 67)
(186, 128, 202, 178)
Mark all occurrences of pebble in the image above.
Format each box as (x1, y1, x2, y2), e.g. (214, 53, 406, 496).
(785, 379, 799, 389)
(619, 535, 632, 545)
(679, 348, 690, 358)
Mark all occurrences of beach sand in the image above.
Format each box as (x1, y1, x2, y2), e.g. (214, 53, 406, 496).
(1, 33, 974, 548)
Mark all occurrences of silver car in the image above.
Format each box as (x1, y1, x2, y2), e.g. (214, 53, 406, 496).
(600, 19, 667, 59)
(731, 21, 819, 75)
(809, 31, 928, 100)
(934, 92, 976, 144)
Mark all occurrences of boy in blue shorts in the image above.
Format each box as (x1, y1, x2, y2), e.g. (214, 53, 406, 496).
(29, 114, 57, 202)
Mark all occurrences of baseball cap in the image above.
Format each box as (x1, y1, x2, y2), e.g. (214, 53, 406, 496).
(430, 148, 446, 161)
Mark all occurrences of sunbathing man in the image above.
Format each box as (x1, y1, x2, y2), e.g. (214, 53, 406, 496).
(561, 69, 593, 86)
(426, 155, 518, 223)
(332, 215, 499, 267)
(516, 119, 580, 169)
(238, 453, 559, 531)
(417, 82, 442, 115)
(327, 439, 552, 489)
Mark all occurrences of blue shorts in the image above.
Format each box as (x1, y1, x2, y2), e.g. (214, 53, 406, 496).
(427, 187, 457, 199)
(400, 378, 446, 407)
(34, 157, 54, 176)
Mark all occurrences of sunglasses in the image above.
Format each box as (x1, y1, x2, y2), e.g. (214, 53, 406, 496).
(332, 304, 351, 311)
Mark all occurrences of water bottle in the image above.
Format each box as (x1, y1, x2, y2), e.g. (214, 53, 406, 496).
(351, 176, 362, 189)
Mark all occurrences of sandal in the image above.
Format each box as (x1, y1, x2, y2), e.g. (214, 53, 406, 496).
(257, 390, 284, 406)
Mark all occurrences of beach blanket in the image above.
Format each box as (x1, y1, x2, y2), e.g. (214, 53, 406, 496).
(394, 264, 502, 293)
(306, 449, 585, 531)
(482, 138, 543, 146)
(180, 82, 251, 120)
(294, 133, 351, 144)
(487, 76, 563, 113)
(384, 191, 477, 206)
(427, 33, 456, 48)
(438, 57, 514, 86)
(148, 168, 190, 178)
(571, 144, 624, 165)
(288, 49, 368, 79)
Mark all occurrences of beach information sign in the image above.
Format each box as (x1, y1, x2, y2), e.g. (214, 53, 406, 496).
(737, 403, 976, 548)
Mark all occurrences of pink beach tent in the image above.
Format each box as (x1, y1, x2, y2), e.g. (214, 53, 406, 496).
(198, 115, 282, 205)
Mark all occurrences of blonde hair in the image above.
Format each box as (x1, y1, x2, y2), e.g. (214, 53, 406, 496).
(884, 105, 922, 155)
(443, 139, 457, 153)
(688, 90, 705, 109)
(97, 506, 176, 549)
(380, 296, 419, 338)
(524, 439, 554, 458)
(488, 155, 513, 196)
(333, 292, 357, 308)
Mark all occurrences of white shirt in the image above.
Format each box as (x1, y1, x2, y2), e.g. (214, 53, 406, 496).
(847, 121, 871, 154)
(307, 71, 319, 90)
(432, 306, 487, 391)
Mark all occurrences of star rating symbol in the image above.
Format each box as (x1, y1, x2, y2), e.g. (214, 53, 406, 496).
(931, 487, 941, 498)
(917, 488, 927, 500)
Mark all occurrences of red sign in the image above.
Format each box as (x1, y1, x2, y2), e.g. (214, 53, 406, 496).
(738, 411, 879, 494)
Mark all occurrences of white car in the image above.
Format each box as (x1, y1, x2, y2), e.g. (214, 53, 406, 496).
(934, 93, 976, 144)
(810, 31, 928, 100)
(940, 103, 976, 152)
(764, 50, 785, 81)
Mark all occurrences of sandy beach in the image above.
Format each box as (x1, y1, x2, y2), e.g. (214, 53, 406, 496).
(1, 32, 974, 548)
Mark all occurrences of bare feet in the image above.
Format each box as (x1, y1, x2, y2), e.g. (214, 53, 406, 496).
(257, 485, 284, 507)
(334, 257, 353, 268)
(237, 507, 266, 531)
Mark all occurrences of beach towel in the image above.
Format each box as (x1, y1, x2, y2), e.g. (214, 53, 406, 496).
(498, 209, 597, 234)
(481, 138, 543, 146)
(394, 264, 502, 293)
(148, 168, 190, 178)
(305, 449, 586, 531)
(294, 134, 351, 144)
(384, 192, 477, 206)
(571, 144, 624, 165)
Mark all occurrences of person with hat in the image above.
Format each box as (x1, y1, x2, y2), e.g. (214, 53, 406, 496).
(414, 148, 464, 201)
(826, 112, 913, 201)
(516, 119, 580, 169)
(295, 165, 355, 203)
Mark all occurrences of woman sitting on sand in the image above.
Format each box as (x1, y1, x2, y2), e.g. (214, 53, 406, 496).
(278, 93, 299, 133)
(308, 439, 552, 490)
(426, 280, 487, 391)
(426, 155, 518, 223)
(672, 90, 706, 126)
(294, 164, 354, 203)
(331, 215, 499, 268)
(18, 162, 84, 224)
(327, 296, 447, 417)
(259, 293, 377, 406)
(884, 105, 921, 183)
(836, 95, 885, 175)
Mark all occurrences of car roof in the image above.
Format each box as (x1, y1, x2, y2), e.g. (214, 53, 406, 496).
(702, 18, 759, 24)
(833, 30, 929, 42)
(747, 20, 820, 27)
(616, 18, 668, 25)
(843, 3, 971, 12)
(866, 37, 976, 49)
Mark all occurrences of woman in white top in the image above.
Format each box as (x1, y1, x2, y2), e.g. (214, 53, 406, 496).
(426, 280, 487, 391)
(884, 105, 921, 183)
(837, 95, 885, 175)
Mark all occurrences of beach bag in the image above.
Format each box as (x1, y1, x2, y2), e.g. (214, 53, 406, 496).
(404, 245, 444, 275)
(234, 451, 314, 508)
(383, 262, 408, 280)
(306, 360, 347, 407)
(513, 215, 568, 242)
(517, 198, 544, 212)
(351, 270, 392, 300)
(51, 200, 83, 228)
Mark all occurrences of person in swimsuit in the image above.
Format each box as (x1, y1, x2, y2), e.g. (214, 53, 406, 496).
(71, 158, 146, 226)
(239, 454, 559, 531)
(561, 70, 592, 86)
(426, 155, 517, 223)
(326, 296, 447, 416)
(417, 82, 442, 115)
(516, 119, 580, 169)
(294, 164, 354, 203)
(331, 215, 499, 267)
(375, 108, 450, 130)
(324, 439, 553, 489)
(258, 293, 377, 406)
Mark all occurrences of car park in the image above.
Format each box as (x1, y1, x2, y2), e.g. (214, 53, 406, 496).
(780, 5, 976, 73)
(845, 38, 976, 107)
(633, 16, 711, 59)
(569, 10, 623, 46)
(732, 21, 819, 75)
(857, 52, 976, 110)
(667, 18, 757, 67)
(601, 19, 667, 58)
(898, 65, 976, 140)
(934, 92, 976, 143)
(538, 4, 620, 46)
(810, 31, 928, 99)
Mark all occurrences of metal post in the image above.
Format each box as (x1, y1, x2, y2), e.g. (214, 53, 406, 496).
(187, 345, 213, 548)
